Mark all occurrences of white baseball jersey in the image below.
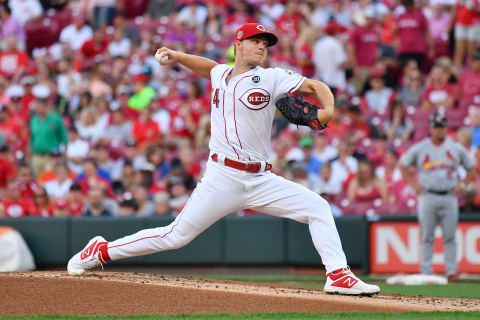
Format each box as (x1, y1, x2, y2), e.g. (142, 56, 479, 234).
(101, 62, 349, 277)
(209, 64, 306, 162)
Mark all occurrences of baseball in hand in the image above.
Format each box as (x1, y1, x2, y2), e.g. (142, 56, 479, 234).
(155, 51, 169, 65)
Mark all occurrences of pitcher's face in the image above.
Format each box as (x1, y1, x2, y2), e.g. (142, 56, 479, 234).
(236, 37, 268, 67)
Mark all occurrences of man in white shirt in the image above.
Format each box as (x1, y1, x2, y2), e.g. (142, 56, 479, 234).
(329, 141, 358, 193)
(56, 57, 82, 100)
(313, 134, 337, 163)
(10, 0, 42, 25)
(313, 23, 347, 91)
(309, 162, 342, 195)
(259, 0, 285, 28)
(177, 1, 207, 31)
(59, 12, 93, 51)
(66, 127, 89, 175)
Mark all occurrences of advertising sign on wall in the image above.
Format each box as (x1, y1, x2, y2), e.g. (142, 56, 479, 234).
(370, 222, 480, 273)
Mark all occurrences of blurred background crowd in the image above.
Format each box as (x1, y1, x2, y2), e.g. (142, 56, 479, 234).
(0, 0, 479, 218)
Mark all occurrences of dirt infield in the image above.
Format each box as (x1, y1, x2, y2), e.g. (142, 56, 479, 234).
(1, 272, 479, 315)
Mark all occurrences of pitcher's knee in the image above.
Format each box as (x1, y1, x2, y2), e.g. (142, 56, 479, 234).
(308, 196, 334, 219)
(166, 232, 195, 250)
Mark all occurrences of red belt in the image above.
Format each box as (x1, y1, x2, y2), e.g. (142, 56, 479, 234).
(211, 153, 272, 173)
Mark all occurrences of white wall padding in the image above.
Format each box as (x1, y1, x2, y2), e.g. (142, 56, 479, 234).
(0, 227, 36, 272)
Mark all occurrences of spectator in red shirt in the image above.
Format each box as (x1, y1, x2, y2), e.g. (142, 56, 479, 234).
(422, 65, 457, 110)
(17, 163, 39, 201)
(389, 176, 418, 213)
(54, 183, 85, 216)
(132, 105, 162, 151)
(183, 81, 209, 128)
(169, 101, 198, 142)
(347, 158, 388, 202)
(20, 75, 36, 115)
(30, 186, 55, 217)
(296, 27, 315, 78)
(0, 180, 33, 218)
(225, 1, 253, 31)
(135, 162, 166, 196)
(0, 105, 23, 150)
(324, 102, 348, 144)
(459, 49, 480, 108)
(271, 35, 298, 70)
(346, 104, 372, 144)
(5, 84, 30, 127)
(80, 28, 109, 62)
(348, 8, 381, 94)
(394, 0, 433, 71)
(75, 159, 114, 199)
(450, 0, 480, 66)
(0, 34, 29, 81)
(178, 145, 202, 181)
(0, 142, 16, 191)
(275, 0, 301, 40)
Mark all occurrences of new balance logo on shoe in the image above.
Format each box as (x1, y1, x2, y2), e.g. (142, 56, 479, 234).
(80, 240, 98, 260)
(324, 266, 380, 295)
(331, 276, 358, 288)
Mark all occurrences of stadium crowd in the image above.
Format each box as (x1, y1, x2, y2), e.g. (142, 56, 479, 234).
(0, 0, 480, 218)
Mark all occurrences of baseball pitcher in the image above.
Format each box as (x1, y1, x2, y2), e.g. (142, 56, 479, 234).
(67, 23, 379, 295)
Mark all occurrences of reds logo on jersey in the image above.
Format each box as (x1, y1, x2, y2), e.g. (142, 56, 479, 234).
(239, 88, 270, 110)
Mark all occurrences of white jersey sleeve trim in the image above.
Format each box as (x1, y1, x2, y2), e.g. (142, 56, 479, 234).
(288, 76, 306, 94)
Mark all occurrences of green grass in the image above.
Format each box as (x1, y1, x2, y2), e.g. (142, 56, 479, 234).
(2, 312, 480, 320)
(198, 274, 480, 299)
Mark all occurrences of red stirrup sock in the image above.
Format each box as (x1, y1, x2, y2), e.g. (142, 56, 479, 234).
(98, 242, 111, 263)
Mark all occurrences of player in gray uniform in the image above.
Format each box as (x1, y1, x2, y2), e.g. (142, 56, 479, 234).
(399, 111, 476, 277)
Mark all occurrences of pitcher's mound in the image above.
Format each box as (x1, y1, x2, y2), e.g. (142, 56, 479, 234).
(1, 272, 479, 315)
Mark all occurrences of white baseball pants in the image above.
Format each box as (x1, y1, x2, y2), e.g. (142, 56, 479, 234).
(107, 160, 348, 273)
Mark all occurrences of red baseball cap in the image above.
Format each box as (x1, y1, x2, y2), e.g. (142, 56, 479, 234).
(133, 74, 148, 84)
(235, 23, 278, 47)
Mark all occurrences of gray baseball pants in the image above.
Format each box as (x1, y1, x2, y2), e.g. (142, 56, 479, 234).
(417, 193, 459, 275)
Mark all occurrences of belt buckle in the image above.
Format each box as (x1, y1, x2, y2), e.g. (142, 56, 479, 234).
(246, 162, 260, 173)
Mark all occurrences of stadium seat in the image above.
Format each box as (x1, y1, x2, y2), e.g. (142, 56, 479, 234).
(26, 17, 61, 54)
(124, 0, 150, 18)
(446, 108, 468, 129)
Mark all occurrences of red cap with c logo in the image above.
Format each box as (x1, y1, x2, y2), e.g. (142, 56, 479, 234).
(235, 23, 278, 47)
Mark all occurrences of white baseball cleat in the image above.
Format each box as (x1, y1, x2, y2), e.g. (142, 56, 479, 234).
(324, 267, 380, 295)
(67, 236, 108, 276)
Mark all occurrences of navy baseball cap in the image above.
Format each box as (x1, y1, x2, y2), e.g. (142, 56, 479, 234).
(429, 111, 447, 128)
